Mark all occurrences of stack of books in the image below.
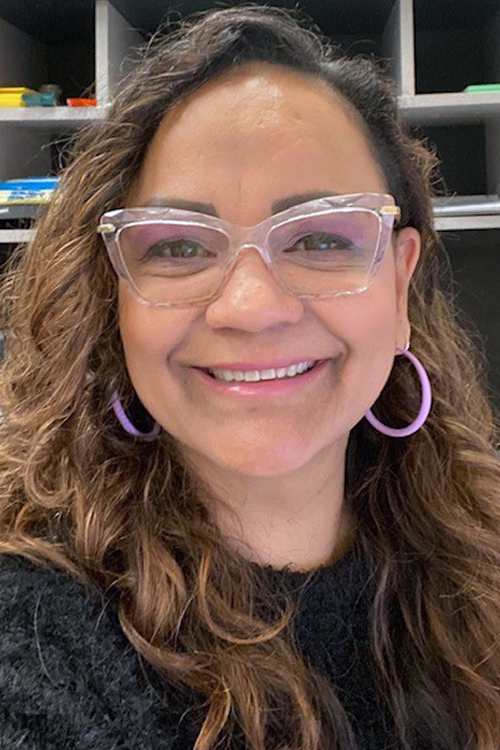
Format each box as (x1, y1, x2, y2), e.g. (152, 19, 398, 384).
(0, 87, 37, 106)
(0, 178, 58, 220)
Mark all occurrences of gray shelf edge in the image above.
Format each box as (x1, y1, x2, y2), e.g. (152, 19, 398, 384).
(2, 217, 500, 245)
(433, 215, 500, 231)
(0, 107, 109, 127)
(0, 229, 34, 243)
(399, 93, 500, 124)
(1, 95, 499, 128)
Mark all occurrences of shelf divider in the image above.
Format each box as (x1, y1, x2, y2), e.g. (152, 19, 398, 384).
(95, 0, 144, 106)
(382, 0, 415, 96)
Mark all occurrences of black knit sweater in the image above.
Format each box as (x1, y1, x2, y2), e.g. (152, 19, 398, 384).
(0, 542, 405, 750)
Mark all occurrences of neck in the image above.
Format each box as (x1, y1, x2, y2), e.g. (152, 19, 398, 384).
(184, 439, 353, 573)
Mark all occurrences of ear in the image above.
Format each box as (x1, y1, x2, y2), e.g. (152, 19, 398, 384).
(393, 227, 421, 345)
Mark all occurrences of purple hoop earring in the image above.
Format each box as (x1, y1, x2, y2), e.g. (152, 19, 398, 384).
(110, 391, 161, 441)
(364, 344, 432, 437)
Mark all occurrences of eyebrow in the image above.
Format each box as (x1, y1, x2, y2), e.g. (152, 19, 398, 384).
(141, 191, 341, 216)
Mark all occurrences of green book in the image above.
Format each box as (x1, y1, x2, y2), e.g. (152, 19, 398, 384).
(464, 84, 500, 93)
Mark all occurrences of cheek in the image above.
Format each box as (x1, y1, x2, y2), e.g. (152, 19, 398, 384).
(118, 289, 156, 367)
(117, 286, 190, 385)
(312, 274, 397, 352)
(310, 275, 399, 410)
(342, 254, 399, 351)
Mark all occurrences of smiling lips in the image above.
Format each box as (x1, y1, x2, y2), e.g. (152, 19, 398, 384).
(196, 358, 326, 382)
(209, 360, 317, 382)
(193, 358, 330, 393)
(195, 357, 327, 371)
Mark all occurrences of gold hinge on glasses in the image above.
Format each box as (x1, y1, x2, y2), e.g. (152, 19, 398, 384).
(381, 205, 401, 220)
(97, 223, 116, 234)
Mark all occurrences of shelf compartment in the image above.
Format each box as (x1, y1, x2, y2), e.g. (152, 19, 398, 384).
(0, 0, 144, 118)
(439, 226, 500, 413)
(0, 12, 94, 104)
(409, 123, 487, 196)
(0, 123, 93, 183)
(414, 2, 500, 95)
(110, 0, 410, 95)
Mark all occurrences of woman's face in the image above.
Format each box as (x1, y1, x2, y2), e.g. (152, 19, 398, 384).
(119, 63, 420, 478)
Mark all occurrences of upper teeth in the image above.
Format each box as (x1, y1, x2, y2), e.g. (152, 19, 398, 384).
(209, 360, 317, 382)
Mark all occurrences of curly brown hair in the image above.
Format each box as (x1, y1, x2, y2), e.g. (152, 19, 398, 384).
(1, 4, 500, 750)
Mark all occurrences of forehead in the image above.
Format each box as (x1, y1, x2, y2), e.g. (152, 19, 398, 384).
(130, 63, 387, 209)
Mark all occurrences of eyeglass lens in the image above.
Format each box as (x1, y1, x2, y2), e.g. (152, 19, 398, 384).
(117, 208, 382, 304)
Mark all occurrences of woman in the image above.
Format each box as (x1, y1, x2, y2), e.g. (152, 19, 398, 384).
(1, 4, 500, 750)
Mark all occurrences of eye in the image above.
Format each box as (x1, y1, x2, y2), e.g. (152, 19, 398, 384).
(284, 232, 356, 253)
(143, 238, 211, 260)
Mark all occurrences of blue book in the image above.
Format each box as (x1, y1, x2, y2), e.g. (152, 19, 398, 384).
(0, 177, 58, 205)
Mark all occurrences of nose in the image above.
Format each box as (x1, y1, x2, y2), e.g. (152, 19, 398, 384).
(204, 247, 304, 331)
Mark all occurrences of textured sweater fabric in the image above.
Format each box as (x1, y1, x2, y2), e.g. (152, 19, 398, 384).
(0, 541, 404, 750)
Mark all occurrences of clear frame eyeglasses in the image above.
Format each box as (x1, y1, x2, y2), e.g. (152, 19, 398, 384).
(97, 192, 401, 308)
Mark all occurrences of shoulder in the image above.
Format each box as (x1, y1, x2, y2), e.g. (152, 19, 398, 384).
(0, 551, 124, 653)
(0, 552, 174, 749)
(0, 549, 103, 603)
(0, 550, 142, 674)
